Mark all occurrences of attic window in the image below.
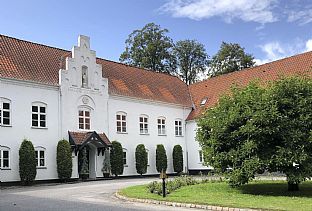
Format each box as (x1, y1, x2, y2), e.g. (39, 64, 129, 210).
(200, 97, 208, 106)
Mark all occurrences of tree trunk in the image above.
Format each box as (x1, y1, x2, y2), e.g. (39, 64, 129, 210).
(288, 182, 299, 191)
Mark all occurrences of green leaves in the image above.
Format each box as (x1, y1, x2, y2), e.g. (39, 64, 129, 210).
(197, 76, 312, 188)
(57, 140, 72, 181)
(110, 141, 124, 177)
(19, 139, 37, 184)
(156, 144, 167, 172)
(135, 144, 148, 175)
(172, 145, 183, 174)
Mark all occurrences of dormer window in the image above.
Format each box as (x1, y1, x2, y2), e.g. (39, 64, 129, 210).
(82, 66, 88, 88)
(200, 97, 208, 106)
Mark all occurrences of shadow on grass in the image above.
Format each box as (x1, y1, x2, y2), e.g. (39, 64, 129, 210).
(238, 182, 312, 198)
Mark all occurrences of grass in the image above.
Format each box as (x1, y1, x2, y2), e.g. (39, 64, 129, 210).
(119, 180, 312, 211)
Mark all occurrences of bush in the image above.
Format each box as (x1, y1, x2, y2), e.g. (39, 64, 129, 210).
(19, 139, 37, 184)
(56, 140, 72, 181)
(79, 147, 89, 178)
(172, 145, 183, 174)
(110, 141, 124, 177)
(135, 144, 148, 175)
(156, 144, 167, 173)
(102, 148, 111, 176)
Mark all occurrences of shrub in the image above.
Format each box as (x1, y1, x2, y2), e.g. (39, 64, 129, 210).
(135, 144, 148, 175)
(110, 141, 124, 177)
(56, 140, 72, 181)
(79, 147, 89, 178)
(19, 139, 37, 184)
(102, 148, 111, 176)
(172, 145, 183, 174)
(156, 144, 167, 173)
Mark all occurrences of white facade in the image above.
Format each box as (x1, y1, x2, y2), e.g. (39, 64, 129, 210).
(0, 35, 206, 182)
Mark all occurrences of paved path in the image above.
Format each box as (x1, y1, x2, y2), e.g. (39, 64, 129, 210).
(0, 178, 191, 211)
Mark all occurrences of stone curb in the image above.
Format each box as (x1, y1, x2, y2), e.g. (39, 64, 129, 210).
(115, 192, 260, 211)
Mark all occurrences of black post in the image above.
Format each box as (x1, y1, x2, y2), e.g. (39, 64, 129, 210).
(162, 178, 166, 197)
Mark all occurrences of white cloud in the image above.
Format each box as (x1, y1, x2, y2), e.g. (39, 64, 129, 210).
(287, 9, 312, 25)
(160, 0, 278, 24)
(255, 38, 312, 65)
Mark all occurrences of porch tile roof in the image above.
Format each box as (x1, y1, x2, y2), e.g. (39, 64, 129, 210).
(68, 131, 111, 146)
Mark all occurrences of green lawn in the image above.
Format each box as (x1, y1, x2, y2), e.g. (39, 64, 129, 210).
(119, 180, 312, 211)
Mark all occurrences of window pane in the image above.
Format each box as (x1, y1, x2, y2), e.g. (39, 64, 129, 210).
(158, 119, 161, 124)
(40, 159, 45, 167)
(79, 111, 83, 116)
(122, 127, 126, 132)
(3, 111, 9, 118)
(40, 121, 46, 127)
(85, 118, 90, 124)
(122, 115, 126, 121)
(122, 122, 126, 127)
(139, 117, 143, 122)
(3, 151, 9, 159)
(116, 115, 120, 120)
(32, 114, 38, 120)
(3, 103, 10, 110)
(3, 159, 9, 168)
(85, 111, 90, 117)
(40, 151, 44, 158)
(40, 107, 46, 113)
(79, 124, 84, 129)
(32, 120, 38, 127)
(85, 124, 90, 130)
(3, 118, 10, 125)
(40, 115, 46, 120)
(32, 106, 38, 112)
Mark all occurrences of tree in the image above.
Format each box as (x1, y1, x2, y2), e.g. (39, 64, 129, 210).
(209, 42, 255, 76)
(156, 144, 167, 172)
(19, 139, 37, 184)
(79, 147, 89, 179)
(172, 39, 208, 85)
(120, 23, 176, 74)
(197, 77, 312, 191)
(57, 140, 73, 181)
(102, 148, 111, 177)
(135, 144, 148, 176)
(110, 141, 124, 177)
(172, 145, 184, 174)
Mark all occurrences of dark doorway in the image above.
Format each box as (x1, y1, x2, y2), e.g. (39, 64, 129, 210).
(78, 146, 90, 178)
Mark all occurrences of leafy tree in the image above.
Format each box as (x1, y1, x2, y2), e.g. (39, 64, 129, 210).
(209, 42, 255, 76)
(197, 77, 312, 191)
(135, 144, 148, 175)
(156, 144, 167, 172)
(172, 145, 183, 174)
(120, 23, 176, 74)
(110, 141, 124, 177)
(57, 140, 73, 181)
(19, 139, 37, 184)
(79, 147, 89, 179)
(172, 39, 208, 85)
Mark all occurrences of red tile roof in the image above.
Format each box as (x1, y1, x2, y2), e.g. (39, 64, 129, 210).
(187, 51, 312, 120)
(69, 131, 111, 146)
(0, 35, 192, 107)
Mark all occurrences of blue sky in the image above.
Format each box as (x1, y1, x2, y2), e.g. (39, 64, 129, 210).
(1, 0, 312, 64)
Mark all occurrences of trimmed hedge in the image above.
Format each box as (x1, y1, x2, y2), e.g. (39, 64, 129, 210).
(173, 145, 183, 174)
(57, 140, 72, 181)
(156, 144, 167, 173)
(110, 141, 124, 177)
(135, 144, 148, 175)
(19, 139, 37, 184)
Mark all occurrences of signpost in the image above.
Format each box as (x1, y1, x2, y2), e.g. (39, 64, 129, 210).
(160, 170, 168, 197)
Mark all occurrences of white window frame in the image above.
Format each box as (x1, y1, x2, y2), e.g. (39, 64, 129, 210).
(78, 107, 91, 130)
(199, 150, 203, 163)
(139, 115, 149, 134)
(35, 147, 46, 168)
(175, 119, 183, 136)
(0, 98, 11, 127)
(0, 146, 10, 169)
(116, 112, 127, 133)
(32, 102, 47, 128)
(123, 149, 127, 166)
(157, 117, 166, 135)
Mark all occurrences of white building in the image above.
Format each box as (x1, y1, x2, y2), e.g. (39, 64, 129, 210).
(1, 34, 311, 182)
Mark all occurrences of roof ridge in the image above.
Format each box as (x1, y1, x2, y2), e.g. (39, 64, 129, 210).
(0, 34, 183, 81)
(190, 50, 312, 87)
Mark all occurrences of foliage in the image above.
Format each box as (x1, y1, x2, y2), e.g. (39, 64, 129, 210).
(79, 147, 89, 176)
(110, 141, 124, 177)
(102, 148, 111, 174)
(135, 144, 148, 175)
(19, 139, 37, 184)
(172, 145, 183, 174)
(56, 140, 72, 181)
(120, 23, 176, 74)
(197, 76, 312, 190)
(156, 144, 167, 173)
(172, 39, 208, 85)
(209, 42, 255, 76)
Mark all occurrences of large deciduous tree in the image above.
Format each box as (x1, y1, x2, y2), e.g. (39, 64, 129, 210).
(120, 23, 175, 74)
(172, 40, 208, 85)
(209, 42, 255, 76)
(197, 77, 312, 191)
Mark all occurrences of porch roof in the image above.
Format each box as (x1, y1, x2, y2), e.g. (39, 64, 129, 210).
(68, 131, 112, 148)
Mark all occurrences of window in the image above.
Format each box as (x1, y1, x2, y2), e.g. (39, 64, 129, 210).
(123, 149, 127, 166)
(82, 66, 88, 88)
(32, 103, 47, 128)
(35, 148, 46, 167)
(175, 119, 183, 136)
(116, 112, 127, 133)
(157, 117, 166, 135)
(199, 150, 203, 163)
(139, 115, 148, 134)
(79, 109, 90, 130)
(0, 98, 11, 126)
(0, 146, 10, 169)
